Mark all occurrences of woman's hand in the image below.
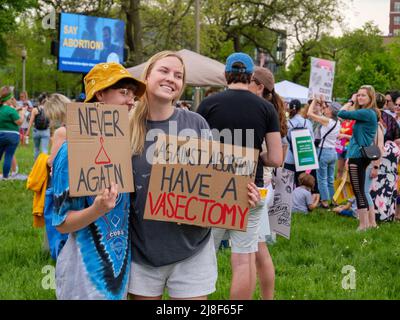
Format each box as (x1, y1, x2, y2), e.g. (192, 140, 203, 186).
(370, 167, 379, 179)
(247, 182, 261, 208)
(93, 182, 118, 216)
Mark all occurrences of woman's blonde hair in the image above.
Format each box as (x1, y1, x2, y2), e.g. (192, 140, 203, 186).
(43, 93, 71, 128)
(355, 85, 381, 120)
(130, 51, 186, 155)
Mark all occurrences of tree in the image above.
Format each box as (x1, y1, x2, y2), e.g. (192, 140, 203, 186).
(0, 18, 82, 98)
(284, 22, 400, 99)
(0, 0, 37, 62)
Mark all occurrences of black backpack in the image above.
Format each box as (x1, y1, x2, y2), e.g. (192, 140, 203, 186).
(34, 106, 50, 130)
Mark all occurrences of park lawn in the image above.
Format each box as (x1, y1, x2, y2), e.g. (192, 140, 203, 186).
(1, 141, 400, 299)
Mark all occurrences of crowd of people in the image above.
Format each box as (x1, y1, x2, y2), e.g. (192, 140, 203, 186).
(1, 49, 400, 301)
(288, 87, 400, 231)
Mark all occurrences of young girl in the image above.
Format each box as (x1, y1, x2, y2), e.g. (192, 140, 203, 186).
(52, 62, 146, 299)
(338, 85, 381, 231)
(292, 172, 320, 214)
(128, 51, 261, 300)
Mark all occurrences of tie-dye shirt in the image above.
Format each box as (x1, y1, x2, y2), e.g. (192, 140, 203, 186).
(52, 143, 130, 300)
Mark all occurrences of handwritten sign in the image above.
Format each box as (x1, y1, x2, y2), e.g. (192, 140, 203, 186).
(144, 134, 259, 231)
(66, 102, 134, 197)
(268, 168, 294, 239)
(308, 57, 336, 102)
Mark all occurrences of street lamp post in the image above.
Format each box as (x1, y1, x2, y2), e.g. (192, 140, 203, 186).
(21, 48, 27, 93)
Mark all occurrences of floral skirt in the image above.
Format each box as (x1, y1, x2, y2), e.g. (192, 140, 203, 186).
(370, 141, 400, 222)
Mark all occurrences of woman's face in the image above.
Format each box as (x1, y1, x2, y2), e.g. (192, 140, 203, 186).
(322, 103, 332, 118)
(357, 89, 371, 107)
(96, 87, 136, 110)
(146, 56, 184, 103)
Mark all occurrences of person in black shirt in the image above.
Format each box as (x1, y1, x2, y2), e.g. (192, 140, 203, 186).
(197, 52, 282, 300)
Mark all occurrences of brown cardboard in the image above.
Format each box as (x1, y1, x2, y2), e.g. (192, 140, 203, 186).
(66, 102, 134, 197)
(143, 134, 259, 231)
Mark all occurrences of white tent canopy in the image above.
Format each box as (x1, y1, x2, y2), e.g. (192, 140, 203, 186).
(275, 80, 309, 103)
(127, 49, 227, 87)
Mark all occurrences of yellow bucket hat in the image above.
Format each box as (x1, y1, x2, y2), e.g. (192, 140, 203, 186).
(84, 62, 146, 102)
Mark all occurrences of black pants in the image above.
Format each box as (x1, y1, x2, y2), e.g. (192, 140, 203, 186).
(348, 158, 371, 210)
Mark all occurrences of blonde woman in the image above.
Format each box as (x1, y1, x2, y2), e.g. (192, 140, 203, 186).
(128, 51, 261, 300)
(42, 93, 71, 168)
(338, 85, 381, 231)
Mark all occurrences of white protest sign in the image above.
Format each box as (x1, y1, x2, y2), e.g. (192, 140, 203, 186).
(308, 57, 336, 102)
(291, 129, 319, 172)
(268, 168, 295, 239)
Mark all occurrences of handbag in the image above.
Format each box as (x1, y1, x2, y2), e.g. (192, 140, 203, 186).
(360, 144, 381, 160)
(354, 127, 381, 161)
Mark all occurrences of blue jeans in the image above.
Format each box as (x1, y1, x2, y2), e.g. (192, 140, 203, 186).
(317, 148, 337, 201)
(0, 131, 20, 178)
(364, 165, 374, 207)
(33, 128, 50, 160)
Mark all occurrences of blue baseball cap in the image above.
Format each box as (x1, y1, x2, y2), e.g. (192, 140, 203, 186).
(225, 52, 254, 74)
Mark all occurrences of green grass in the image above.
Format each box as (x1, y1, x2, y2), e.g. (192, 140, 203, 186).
(1, 141, 400, 299)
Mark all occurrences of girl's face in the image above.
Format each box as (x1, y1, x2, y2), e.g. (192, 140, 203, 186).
(357, 89, 371, 107)
(96, 87, 136, 110)
(395, 97, 400, 115)
(146, 56, 184, 103)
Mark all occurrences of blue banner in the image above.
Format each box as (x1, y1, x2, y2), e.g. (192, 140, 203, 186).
(58, 13, 125, 73)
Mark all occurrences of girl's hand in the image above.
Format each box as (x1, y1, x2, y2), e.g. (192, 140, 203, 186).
(93, 182, 118, 216)
(248, 182, 261, 208)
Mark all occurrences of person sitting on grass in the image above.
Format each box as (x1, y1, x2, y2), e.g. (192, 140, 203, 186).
(332, 197, 358, 218)
(292, 172, 320, 214)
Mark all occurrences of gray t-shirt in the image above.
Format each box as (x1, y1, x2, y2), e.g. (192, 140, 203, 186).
(130, 108, 212, 267)
(292, 186, 313, 214)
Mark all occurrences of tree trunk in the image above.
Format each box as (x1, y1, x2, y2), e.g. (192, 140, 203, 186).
(125, 0, 143, 65)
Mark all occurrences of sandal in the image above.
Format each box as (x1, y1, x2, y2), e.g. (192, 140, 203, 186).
(319, 202, 329, 209)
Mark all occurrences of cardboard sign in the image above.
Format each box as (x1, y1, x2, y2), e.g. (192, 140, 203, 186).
(143, 134, 259, 231)
(308, 57, 336, 102)
(66, 102, 134, 197)
(268, 168, 294, 239)
(291, 129, 319, 171)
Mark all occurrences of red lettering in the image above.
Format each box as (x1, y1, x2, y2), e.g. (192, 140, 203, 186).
(148, 192, 165, 216)
(207, 202, 224, 225)
(237, 206, 249, 229)
(185, 196, 198, 221)
(167, 192, 176, 218)
(174, 195, 187, 220)
(199, 198, 215, 223)
(223, 204, 236, 226)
